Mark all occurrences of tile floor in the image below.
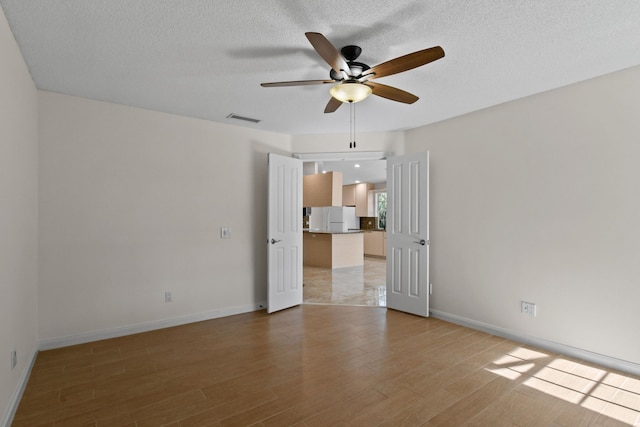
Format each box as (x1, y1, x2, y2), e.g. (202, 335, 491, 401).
(303, 256, 386, 306)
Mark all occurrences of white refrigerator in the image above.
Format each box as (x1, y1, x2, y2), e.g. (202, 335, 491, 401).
(309, 206, 359, 232)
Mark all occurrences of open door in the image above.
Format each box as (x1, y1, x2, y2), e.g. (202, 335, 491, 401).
(267, 153, 303, 313)
(386, 151, 430, 317)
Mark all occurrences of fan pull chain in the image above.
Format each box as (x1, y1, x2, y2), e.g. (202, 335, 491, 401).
(349, 102, 357, 149)
(349, 102, 353, 149)
(353, 102, 356, 148)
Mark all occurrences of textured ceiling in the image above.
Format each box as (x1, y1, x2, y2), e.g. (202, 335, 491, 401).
(2, 0, 640, 135)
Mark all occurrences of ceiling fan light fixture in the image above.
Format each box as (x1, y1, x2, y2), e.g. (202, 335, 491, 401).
(330, 82, 372, 103)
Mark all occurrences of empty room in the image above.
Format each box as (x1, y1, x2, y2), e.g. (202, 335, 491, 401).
(2, 1, 640, 426)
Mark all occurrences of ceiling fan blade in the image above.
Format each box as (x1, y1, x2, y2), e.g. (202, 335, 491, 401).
(367, 81, 419, 104)
(305, 32, 350, 76)
(324, 97, 343, 113)
(364, 46, 444, 79)
(261, 80, 334, 87)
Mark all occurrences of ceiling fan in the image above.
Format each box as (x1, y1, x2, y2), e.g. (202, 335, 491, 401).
(261, 32, 445, 113)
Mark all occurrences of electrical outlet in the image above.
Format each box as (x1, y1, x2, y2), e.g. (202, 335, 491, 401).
(10, 349, 17, 370)
(165, 291, 173, 303)
(521, 301, 536, 317)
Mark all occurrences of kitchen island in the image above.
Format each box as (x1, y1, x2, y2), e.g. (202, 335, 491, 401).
(303, 230, 364, 269)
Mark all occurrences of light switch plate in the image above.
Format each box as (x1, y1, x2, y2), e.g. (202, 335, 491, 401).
(220, 227, 232, 238)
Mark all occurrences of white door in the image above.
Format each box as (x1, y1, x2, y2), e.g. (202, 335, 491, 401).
(386, 152, 430, 316)
(268, 153, 303, 313)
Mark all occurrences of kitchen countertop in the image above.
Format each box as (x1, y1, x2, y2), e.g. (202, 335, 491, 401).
(303, 229, 363, 234)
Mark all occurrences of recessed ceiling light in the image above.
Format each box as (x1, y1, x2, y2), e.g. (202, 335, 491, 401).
(355, 180, 361, 183)
(354, 164, 360, 168)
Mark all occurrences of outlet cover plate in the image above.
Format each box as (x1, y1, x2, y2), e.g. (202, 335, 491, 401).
(521, 301, 536, 317)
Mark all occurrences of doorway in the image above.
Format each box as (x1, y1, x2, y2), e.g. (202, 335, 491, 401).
(269, 151, 430, 316)
(298, 153, 387, 307)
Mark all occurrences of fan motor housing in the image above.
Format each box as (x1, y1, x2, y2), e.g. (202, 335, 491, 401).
(328, 45, 370, 80)
(330, 61, 370, 81)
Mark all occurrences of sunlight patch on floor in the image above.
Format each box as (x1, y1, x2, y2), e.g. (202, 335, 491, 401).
(486, 346, 640, 425)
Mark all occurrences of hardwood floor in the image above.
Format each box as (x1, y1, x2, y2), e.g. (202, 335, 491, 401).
(303, 257, 386, 306)
(12, 305, 640, 426)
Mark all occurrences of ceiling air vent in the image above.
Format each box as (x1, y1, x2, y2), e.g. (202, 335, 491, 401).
(226, 113, 261, 123)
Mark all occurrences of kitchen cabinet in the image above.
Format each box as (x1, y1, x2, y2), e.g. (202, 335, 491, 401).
(343, 183, 374, 216)
(303, 231, 364, 268)
(363, 230, 386, 257)
(303, 171, 343, 207)
(355, 183, 374, 217)
(342, 184, 356, 206)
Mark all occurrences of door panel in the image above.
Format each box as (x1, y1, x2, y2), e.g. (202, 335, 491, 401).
(386, 152, 429, 317)
(268, 153, 303, 313)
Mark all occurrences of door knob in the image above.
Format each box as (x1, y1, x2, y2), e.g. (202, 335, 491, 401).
(270, 238, 282, 244)
(414, 239, 426, 246)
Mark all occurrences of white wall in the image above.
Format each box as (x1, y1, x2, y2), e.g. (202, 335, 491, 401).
(291, 130, 404, 155)
(38, 92, 291, 343)
(0, 5, 39, 424)
(406, 65, 640, 365)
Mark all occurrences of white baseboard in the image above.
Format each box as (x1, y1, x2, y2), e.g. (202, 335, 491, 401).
(39, 301, 267, 350)
(430, 309, 640, 378)
(1, 345, 38, 427)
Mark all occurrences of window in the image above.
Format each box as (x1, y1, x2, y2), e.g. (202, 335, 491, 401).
(375, 191, 387, 230)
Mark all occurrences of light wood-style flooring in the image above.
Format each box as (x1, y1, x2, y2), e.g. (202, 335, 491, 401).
(12, 305, 640, 426)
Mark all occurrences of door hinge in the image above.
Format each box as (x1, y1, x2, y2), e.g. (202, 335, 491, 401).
(427, 239, 430, 246)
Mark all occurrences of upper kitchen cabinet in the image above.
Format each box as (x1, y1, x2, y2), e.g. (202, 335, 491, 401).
(342, 184, 356, 206)
(356, 183, 374, 217)
(342, 182, 373, 216)
(303, 172, 343, 207)
(343, 183, 374, 216)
